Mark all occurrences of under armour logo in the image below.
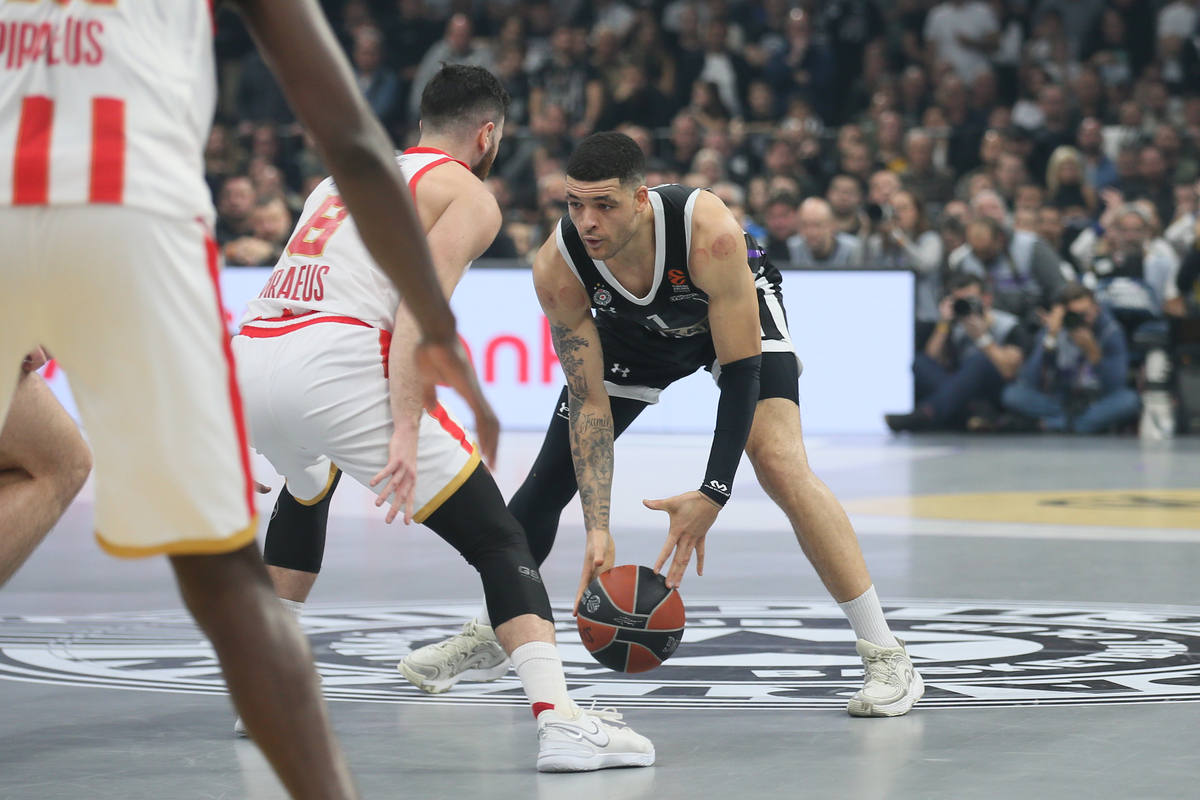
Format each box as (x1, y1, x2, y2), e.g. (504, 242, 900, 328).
(707, 479, 730, 495)
(611, 364, 630, 377)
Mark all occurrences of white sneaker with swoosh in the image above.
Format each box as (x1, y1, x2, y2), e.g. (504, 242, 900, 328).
(847, 638, 924, 717)
(536, 706, 655, 772)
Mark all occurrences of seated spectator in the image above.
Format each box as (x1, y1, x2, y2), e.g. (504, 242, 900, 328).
(994, 152, 1028, 207)
(1014, 183, 1045, 213)
(787, 197, 862, 269)
(1002, 283, 1141, 432)
(1125, 145, 1177, 226)
(1045, 145, 1097, 216)
(601, 64, 671, 131)
(204, 123, 245, 201)
(1075, 204, 1184, 320)
(762, 192, 800, 265)
(886, 273, 1027, 432)
(409, 14, 495, 123)
(1014, 206, 1039, 233)
(215, 175, 257, 245)
(867, 169, 902, 212)
(901, 128, 955, 205)
(352, 27, 401, 131)
(225, 197, 292, 267)
(862, 189, 944, 326)
(1076, 117, 1118, 191)
(1165, 179, 1199, 258)
(957, 216, 1069, 323)
(826, 174, 868, 238)
(1178, 216, 1200, 314)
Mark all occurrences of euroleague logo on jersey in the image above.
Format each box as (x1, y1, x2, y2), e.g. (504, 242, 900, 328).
(4, 600, 1200, 710)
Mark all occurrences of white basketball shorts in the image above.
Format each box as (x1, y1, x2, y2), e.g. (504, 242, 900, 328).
(0, 206, 257, 557)
(232, 318, 479, 522)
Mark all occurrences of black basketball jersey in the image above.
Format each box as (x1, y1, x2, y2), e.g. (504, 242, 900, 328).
(555, 184, 783, 341)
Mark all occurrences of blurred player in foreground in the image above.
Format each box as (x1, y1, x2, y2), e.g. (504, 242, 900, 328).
(0, 1, 495, 797)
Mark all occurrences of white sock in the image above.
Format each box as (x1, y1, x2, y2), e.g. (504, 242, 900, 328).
(280, 598, 304, 621)
(838, 585, 899, 648)
(477, 601, 491, 628)
(511, 641, 577, 719)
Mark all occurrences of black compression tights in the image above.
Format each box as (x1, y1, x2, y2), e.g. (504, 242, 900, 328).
(508, 388, 648, 566)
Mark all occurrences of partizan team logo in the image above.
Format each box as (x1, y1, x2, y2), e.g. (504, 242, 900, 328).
(2, 600, 1200, 710)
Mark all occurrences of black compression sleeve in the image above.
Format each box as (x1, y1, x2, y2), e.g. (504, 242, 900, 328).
(698, 354, 761, 506)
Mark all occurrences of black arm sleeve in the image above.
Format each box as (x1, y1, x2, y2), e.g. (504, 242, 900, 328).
(698, 354, 761, 506)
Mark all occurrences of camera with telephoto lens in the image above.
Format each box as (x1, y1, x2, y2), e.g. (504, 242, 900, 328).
(865, 203, 891, 224)
(1063, 311, 1086, 330)
(953, 296, 984, 318)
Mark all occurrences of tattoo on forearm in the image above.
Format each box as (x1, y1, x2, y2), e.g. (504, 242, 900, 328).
(549, 321, 614, 530)
(569, 408, 614, 533)
(550, 322, 589, 402)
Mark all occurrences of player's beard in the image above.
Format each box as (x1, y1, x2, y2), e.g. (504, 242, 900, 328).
(472, 135, 499, 181)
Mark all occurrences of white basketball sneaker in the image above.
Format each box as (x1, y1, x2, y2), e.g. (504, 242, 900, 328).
(234, 716, 247, 737)
(536, 706, 655, 772)
(398, 618, 510, 694)
(847, 638, 924, 717)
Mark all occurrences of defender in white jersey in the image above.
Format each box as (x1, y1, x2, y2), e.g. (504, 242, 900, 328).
(233, 66, 654, 773)
(0, 2, 496, 798)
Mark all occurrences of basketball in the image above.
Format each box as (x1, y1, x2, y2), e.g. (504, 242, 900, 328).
(576, 565, 686, 673)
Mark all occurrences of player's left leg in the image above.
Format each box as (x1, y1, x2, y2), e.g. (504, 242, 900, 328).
(0, 371, 91, 587)
(743, 392, 923, 717)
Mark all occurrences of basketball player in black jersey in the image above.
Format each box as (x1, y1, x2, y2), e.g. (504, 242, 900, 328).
(404, 131, 923, 717)
(280, 132, 923, 717)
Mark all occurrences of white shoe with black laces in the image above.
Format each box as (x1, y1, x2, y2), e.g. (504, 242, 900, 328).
(847, 638, 924, 717)
(398, 618, 510, 694)
(536, 706, 655, 772)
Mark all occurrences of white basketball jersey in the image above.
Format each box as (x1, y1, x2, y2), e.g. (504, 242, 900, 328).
(0, 0, 216, 223)
(243, 148, 470, 332)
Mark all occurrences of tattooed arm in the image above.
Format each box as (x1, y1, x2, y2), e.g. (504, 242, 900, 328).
(531, 235, 617, 614)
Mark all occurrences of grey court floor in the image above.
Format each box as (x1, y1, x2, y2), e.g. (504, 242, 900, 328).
(2, 432, 1200, 800)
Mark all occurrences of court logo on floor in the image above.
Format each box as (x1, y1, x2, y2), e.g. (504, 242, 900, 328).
(3, 600, 1200, 709)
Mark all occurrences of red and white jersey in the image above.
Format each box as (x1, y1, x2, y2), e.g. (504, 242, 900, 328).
(242, 148, 471, 333)
(0, 0, 216, 222)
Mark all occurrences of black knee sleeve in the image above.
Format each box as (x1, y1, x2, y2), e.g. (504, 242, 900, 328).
(262, 469, 342, 574)
(508, 388, 649, 566)
(422, 463, 553, 628)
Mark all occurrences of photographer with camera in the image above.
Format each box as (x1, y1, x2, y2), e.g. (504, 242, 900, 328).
(1001, 283, 1140, 433)
(862, 189, 944, 329)
(885, 273, 1028, 432)
(956, 215, 1070, 325)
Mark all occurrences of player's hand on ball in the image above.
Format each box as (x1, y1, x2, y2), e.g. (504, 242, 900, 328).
(414, 337, 499, 468)
(645, 491, 720, 589)
(574, 528, 616, 616)
(370, 424, 419, 524)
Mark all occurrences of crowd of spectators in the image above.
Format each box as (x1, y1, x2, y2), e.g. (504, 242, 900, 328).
(209, 0, 1200, 435)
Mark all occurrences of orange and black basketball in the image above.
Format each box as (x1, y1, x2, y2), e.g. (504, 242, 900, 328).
(576, 565, 685, 673)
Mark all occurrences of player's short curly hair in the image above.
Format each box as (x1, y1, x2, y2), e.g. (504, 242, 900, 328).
(420, 64, 509, 134)
(566, 131, 646, 189)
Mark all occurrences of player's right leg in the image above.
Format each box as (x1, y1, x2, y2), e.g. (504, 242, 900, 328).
(0, 371, 91, 587)
(9, 206, 359, 800)
(411, 460, 653, 772)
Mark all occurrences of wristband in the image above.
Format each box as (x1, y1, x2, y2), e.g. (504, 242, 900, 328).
(935, 322, 951, 335)
(974, 332, 995, 349)
(699, 354, 762, 507)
